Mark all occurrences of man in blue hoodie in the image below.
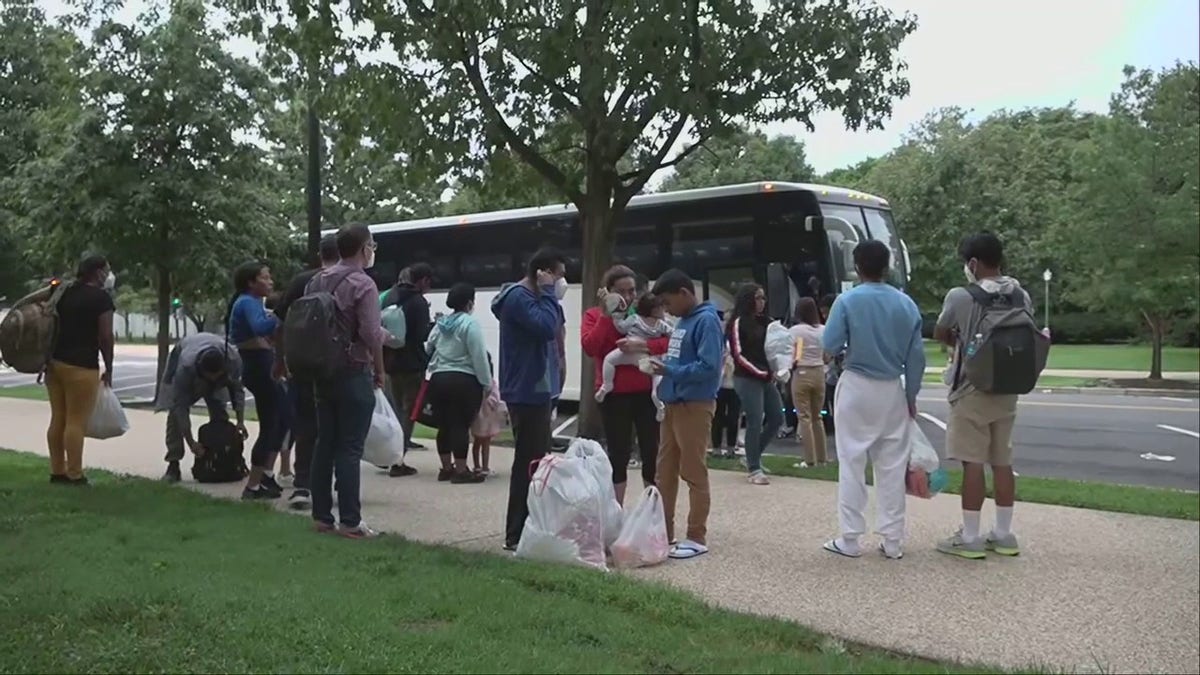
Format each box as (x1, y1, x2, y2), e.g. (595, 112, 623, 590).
(647, 269, 723, 560)
(491, 247, 567, 551)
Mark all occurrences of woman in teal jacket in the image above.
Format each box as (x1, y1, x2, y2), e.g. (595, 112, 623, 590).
(425, 282, 490, 484)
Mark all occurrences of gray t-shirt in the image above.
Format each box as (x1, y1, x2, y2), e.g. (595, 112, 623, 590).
(936, 277, 1032, 402)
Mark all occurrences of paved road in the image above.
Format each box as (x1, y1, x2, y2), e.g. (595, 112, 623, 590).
(5, 359, 1198, 491)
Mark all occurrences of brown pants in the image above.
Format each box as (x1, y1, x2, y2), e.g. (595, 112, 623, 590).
(657, 401, 715, 545)
(45, 361, 101, 479)
(790, 367, 828, 465)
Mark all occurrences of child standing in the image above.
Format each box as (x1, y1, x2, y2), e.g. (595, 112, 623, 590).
(710, 345, 740, 458)
(595, 292, 673, 420)
(647, 269, 723, 560)
(470, 352, 506, 476)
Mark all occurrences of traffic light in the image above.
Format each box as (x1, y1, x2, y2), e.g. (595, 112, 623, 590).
(171, 298, 181, 309)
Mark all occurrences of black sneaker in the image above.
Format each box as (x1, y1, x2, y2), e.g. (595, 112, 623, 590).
(65, 476, 89, 487)
(450, 469, 486, 484)
(50, 474, 69, 484)
(242, 485, 280, 501)
(503, 542, 517, 552)
(389, 464, 418, 477)
(406, 441, 424, 451)
(288, 489, 311, 510)
(261, 474, 283, 496)
(162, 463, 182, 483)
(437, 468, 454, 482)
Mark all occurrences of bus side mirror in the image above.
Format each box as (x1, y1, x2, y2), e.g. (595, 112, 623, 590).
(766, 263, 791, 321)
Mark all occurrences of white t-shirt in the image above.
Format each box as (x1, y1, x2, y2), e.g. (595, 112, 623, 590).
(788, 323, 826, 368)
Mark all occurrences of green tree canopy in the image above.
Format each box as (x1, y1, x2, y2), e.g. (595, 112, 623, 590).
(658, 127, 815, 192)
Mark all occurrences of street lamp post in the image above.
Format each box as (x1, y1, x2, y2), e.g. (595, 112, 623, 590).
(1042, 269, 1052, 331)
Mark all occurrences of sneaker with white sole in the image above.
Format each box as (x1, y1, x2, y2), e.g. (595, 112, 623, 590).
(747, 471, 770, 485)
(936, 530, 987, 559)
(985, 531, 1020, 557)
(288, 489, 311, 510)
(822, 538, 861, 558)
(338, 522, 381, 539)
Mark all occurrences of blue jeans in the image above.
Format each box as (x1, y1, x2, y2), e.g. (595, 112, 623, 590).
(732, 377, 783, 474)
(312, 372, 375, 527)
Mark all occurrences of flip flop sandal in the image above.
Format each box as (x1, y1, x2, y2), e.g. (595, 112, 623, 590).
(823, 539, 862, 558)
(668, 541, 709, 560)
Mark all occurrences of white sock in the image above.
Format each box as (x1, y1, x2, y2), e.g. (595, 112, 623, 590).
(994, 506, 1014, 538)
(962, 510, 982, 542)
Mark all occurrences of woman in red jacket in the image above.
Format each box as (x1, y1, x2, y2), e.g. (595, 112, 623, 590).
(581, 265, 670, 504)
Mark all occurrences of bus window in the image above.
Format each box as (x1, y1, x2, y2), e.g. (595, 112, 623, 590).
(818, 204, 868, 241)
(863, 208, 907, 286)
(518, 218, 581, 281)
(614, 224, 661, 279)
(669, 219, 754, 280)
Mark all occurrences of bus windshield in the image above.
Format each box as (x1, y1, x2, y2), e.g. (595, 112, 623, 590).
(863, 207, 906, 286)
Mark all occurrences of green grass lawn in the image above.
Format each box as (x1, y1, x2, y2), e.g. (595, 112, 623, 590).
(0, 450, 977, 674)
(921, 374, 1098, 388)
(923, 342, 1199, 373)
(709, 456, 1199, 521)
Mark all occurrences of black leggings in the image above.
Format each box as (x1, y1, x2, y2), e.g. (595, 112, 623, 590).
(601, 392, 659, 485)
(428, 371, 484, 461)
(240, 348, 283, 469)
(712, 387, 741, 448)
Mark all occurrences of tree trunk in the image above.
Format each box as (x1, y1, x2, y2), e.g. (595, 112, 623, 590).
(1143, 311, 1165, 380)
(577, 197, 616, 440)
(305, 61, 323, 262)
(154, 221, 172, 402)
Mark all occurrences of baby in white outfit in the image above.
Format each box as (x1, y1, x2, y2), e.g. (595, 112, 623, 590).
(595, 291, 673, 419)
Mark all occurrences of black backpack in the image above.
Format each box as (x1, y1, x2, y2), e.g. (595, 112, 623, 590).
(284, 271, 353, 381)
(192, 420, 248, 483)
(954, 285, 1050, 395)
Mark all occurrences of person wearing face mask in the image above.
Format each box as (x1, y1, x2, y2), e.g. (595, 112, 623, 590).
(820, 240, 924, 561)
(424, 282, 490, 484)
(306, 223, 387, 539)
(383, 262, 435, 463)
(491, 246, 567, 551)
(43, 254, 116, 485)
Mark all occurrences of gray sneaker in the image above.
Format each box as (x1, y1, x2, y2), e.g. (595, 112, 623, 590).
(936, 530, 987, 560)
(985, 531, 1020, 557)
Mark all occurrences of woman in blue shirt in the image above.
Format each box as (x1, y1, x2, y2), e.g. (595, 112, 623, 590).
(227, 261, 284, 500)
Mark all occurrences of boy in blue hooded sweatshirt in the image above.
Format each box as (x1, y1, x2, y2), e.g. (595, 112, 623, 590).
(646, 269, 723, 560)
(491, 247, 567, 551)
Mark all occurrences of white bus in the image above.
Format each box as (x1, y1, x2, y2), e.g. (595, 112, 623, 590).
(362, 181, 910, 403)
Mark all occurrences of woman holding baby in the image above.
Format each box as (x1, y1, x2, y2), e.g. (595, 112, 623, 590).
(581, 265, 672, 504)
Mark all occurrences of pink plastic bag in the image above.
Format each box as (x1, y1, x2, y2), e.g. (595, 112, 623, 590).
(470, 381, 507, 439)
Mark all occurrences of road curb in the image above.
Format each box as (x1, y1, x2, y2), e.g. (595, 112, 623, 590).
(921, 385, 1199, 399)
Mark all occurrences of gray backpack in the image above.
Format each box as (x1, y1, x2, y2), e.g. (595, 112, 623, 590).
(283, 271, 354, 381)
(955, 286, 1050, 395)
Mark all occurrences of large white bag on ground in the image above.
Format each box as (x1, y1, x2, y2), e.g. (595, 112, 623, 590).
(765, 320, 796, 381)
(610, 486, 669, 569)
(86, 386, 129, 440)
(363, 389, 404, 467)
(516, 454, 608, 570)
(565, 437, 623, 546)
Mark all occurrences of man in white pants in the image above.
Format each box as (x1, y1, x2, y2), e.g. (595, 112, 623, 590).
(820, 240, 926, 560)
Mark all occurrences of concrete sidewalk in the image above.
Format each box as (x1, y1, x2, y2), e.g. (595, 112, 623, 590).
(2, 397, 1197, 673)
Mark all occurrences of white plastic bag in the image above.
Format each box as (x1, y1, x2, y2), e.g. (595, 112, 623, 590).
(564, 437, 623, 546)
(516, 454, 608, 570)
(85, 386, 129, 440)
(907, 419, 939, 473)
(765, 320, 795, 381)
(611, 486, 669, 569)
(363, 389, 404, 467)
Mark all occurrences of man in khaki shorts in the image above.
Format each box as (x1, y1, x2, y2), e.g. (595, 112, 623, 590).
(934, 233, 1028, 559)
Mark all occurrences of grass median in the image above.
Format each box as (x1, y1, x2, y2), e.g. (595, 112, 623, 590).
(0, 450, 980, 675)
(709, 456, 1200, 521)
(923, 342, 1199, 373)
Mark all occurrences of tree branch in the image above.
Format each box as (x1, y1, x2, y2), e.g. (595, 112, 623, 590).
(443, 22, 583, 206)
(505, 47, 583, 121)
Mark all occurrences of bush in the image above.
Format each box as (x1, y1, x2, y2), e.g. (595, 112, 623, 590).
(1050, 312, 1139, 344)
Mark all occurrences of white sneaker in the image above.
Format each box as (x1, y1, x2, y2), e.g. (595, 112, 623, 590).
(793, 461, 809, 469)
(748, 471, 770, 485)
(338, 522, 382, 539)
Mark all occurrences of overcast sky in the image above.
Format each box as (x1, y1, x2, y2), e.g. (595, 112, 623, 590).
(773, 0, 1200, 172)
(39, 0, 1200, 175)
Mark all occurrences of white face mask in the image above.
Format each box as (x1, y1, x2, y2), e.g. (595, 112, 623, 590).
(963, 263, 977, 283)
(103, 271, 116, 292)
(554, 276, 568, 300)
(364, 249, 376, 270)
